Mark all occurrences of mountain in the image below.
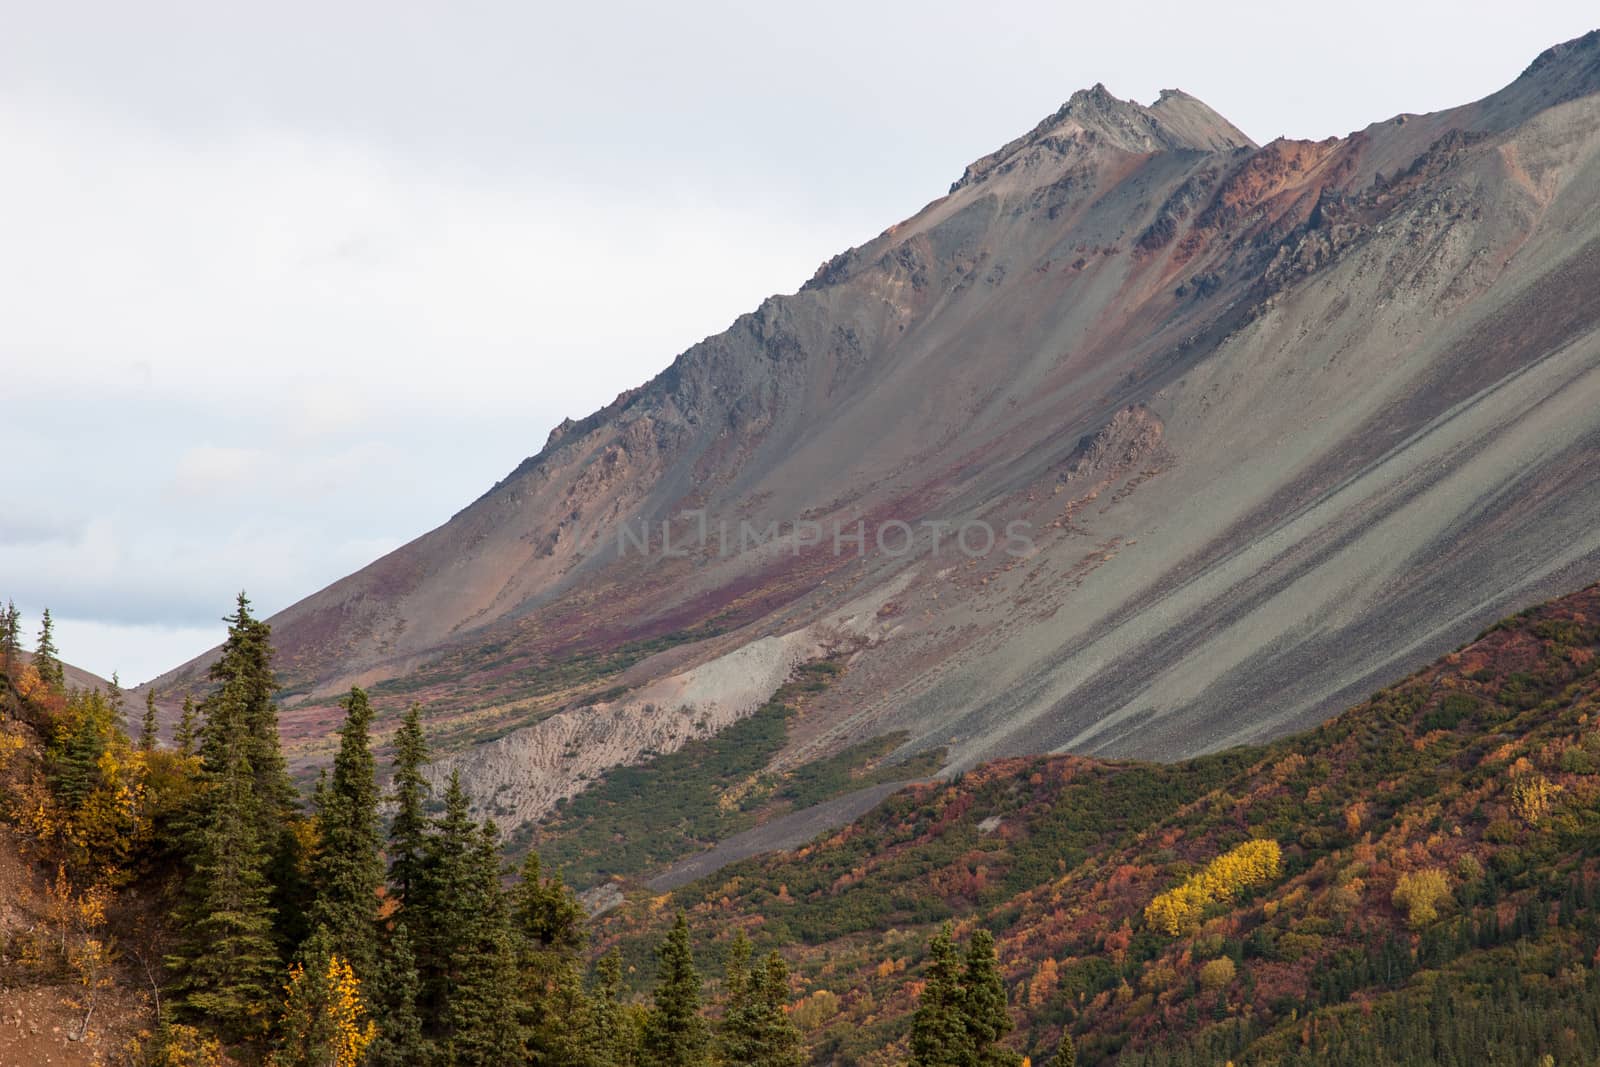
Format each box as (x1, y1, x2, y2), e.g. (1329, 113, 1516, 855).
(15, 649, 115, 697)
(156, 30, 1600, 843)
(594, 579, 1600, 1065)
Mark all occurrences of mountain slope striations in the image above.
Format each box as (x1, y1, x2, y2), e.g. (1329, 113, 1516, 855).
(153, 31, 1600, 840)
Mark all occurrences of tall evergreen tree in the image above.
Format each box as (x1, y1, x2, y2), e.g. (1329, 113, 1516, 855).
(168, 668, 283, 1039)
(139, 687, 160, 752)
(512, 848, 590, 1064)
(368, 923, 427, 1067)
(910, 926, 975, 1067)
(307, 687, 384, 978)
(203, 593, 295, 825)
(587, 949, 632, 1067)
(717, 932, 755, 1062)
(2, 599, 20, 677)
(411, 769, 521, 1064)
(33, 607, 63, 689)
(755, 952, 803, 1067)
(963, 929, 1019, 1067)
(107, 670, 126, 726)
(723, 942, 803, 1067)
(439, 822, 523, 1067)
(640, 913, 711, 1067)
(386, 703, 431, 909)
(202, 593, 305, 949)
(176, 692, 199, 758)
(413, 769, 474, 1025)
(513, 849, 587, 956)
(47, 686, 115, 806)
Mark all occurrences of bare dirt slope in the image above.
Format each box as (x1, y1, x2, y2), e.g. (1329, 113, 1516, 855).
(0, 824, 152, 1067)
(153, 31, 1600, 828)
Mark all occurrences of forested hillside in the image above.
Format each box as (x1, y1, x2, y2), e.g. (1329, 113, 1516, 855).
(8, 584, 1600, 1065)
(0, 597, 822, 1066)
(596, 583, 1600, 1065)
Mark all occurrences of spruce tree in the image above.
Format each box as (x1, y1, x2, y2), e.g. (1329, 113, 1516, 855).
(368, 923, 427, 1067)
(176, 692, 199, 758)
(587, 949, 632, 1067)
(963, 929, 1019, 1067)
(202, 593, 305, 949)
(47, 686, 114, 806)
(640, 913, 711, 1067)
(1043, 1032, 1075, 1067)
(168, 668, 283, 1039)
(411, 770, 522, 1064)
(108, 670, 125, 726)
(529, 948, 595, 1066)
(386, 704, 431, 909)
(756, 952, 803, 1067)
(717, 932, 755, 1063)
(140, 688, 160, 752)
(307, 687, 384, 978)
(724, 947, 803, 1067)
(34, 607, 63, 689)
(512, 849, 586, 956)
(910, 926, 975, 1067)
(413, 769, 475, 1026)
(272, 928, 336, 1067)
(440, 822, 523, 1066)
(2, 599, 20, 677)
(512, 848, 590, 1064)
(204, 593, 295, 826)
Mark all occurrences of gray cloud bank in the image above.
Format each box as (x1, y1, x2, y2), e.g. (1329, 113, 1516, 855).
(3, 0, 1594, 682)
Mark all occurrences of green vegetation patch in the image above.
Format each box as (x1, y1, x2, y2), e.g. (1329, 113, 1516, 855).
(523, 661, 937, 889)
(524, 692, 794, 885)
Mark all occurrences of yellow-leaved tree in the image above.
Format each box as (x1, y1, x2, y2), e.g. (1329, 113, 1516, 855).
(272, 943, 376, 1067)
(1392, 868, 1452, 929)
(1144, 839, 1282, 936)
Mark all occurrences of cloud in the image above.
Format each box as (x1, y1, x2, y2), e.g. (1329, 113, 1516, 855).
(2, 0, 1596, 683)
(0, 94, 860, 679)
(42, 614, 227, 689)
(0, 513, 83, 547)
(168, 445, 270, 498)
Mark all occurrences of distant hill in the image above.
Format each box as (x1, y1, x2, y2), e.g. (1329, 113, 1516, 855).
(595, 580, 1600, 1064)
(14, 649, 115, 697)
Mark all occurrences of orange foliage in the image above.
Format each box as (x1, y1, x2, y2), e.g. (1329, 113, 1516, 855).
(1027, 958, 1060, 1008)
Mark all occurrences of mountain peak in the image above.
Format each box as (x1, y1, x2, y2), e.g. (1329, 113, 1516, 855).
(1521, 27, 1600, 82)
(1515, 27, 1600, 107)
(950, 83, 1253, 193)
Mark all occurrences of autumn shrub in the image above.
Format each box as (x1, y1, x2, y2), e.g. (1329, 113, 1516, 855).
(1276, 931, 1324, 961)
(1510, 772, 1559, 826)
(126, 1022, 223, 1067)
(1392, 868, 1451, 929)
(1026, 959, 1059, 1007)
(790, 989, 841, 1030)
(1197, 957, 1236, 991)
(1139, 961, 1180, 993)
(1423, 694, 1479, 732)
(0, 718, 23, 773)
(1559, 746, 1597, 774)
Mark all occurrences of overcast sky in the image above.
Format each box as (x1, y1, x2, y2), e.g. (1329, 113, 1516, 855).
(3, 1, 1595, 684)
